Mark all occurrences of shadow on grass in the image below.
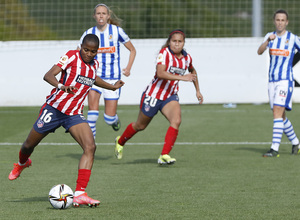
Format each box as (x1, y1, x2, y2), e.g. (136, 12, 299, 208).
(61, 153, 112, 161)
(235, 147, 266, 154)
(126, 158, 157, 164)
(110, 158, 156, 165)
(111, 159, 177, 168)
(235, 146, 295, 156)
(8, 196, 47, 202)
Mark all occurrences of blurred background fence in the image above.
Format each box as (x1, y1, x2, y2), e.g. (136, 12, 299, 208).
(1, 0, 300, 41)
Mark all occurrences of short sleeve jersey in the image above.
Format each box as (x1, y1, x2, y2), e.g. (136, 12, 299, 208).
(78, 24, 130, 80)
(46, 50, 99, 115)
(143, 46, 193, 100)
(264, 31, 300, 82)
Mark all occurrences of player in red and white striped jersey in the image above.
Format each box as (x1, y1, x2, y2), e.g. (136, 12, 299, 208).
(115, 29, 203, 164)
(45, 49, 99, 115)
(144, 44, 193, 100)
(8, 34, 124, 207)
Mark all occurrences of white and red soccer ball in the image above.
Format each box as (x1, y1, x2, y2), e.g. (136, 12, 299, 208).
(48, 184, 73, 209)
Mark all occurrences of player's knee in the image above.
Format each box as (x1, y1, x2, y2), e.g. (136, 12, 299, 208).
(171, 118, 181, 128)
(84, 143, 96, 155)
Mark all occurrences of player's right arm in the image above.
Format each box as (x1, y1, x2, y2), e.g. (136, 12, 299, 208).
(257, 34, 276, 55)
(43, 65, 77, 94)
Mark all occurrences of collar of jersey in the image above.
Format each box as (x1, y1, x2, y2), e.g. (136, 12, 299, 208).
(79, 50, 95, 65)
(274, 30, 288, 38)
(168, 46, 187, 57)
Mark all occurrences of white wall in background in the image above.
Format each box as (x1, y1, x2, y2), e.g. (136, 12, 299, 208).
(1, 38, 299, 106)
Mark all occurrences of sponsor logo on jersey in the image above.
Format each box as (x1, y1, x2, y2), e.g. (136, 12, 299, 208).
(98, 46, 116, 53)
(169, 66, 186, 75)
(58, 55, 69, 65)
(76, 75, 95, 87)
(269, 49, 289, 57)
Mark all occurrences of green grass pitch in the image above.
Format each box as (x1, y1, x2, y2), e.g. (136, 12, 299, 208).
(1, 104, 300, 219)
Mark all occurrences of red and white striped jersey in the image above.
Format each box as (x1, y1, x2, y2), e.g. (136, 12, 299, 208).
(46, 50, 99, 115)
(144, 47, 193, 100)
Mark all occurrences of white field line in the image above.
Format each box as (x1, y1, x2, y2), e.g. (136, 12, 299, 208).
(0, 142, 291, 146)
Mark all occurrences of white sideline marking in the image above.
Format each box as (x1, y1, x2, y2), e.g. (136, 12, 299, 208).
(0, 142, 291, 146)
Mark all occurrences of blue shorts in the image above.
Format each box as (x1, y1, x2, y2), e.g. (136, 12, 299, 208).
(33, 104, 87, 134)
(140, 93, 179, 117)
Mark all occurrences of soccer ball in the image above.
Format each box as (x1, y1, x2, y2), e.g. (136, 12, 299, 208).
(48, 184, 74, 209)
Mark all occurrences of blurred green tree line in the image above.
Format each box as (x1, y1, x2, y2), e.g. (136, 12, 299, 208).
(0, 0, 299, 41)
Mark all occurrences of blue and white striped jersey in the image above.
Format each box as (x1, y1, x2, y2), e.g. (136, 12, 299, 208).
(78, 24, 130, 80)
(263, 31, 300, 82)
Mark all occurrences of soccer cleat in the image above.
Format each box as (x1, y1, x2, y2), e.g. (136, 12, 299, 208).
(157, 154, 176, 165)
(112, 119, 121, 131)
(263, 149, 280, 157)
(8, 158, 32, 180)
(73, 193, 100, 207)
(115, 136, 123, 159)
(291, 144, 300, 155)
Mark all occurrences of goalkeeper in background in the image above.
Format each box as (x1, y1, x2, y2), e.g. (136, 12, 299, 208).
(257, 9, 300, 157)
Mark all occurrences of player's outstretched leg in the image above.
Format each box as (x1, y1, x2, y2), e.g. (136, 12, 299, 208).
(8, 158, 32, 180)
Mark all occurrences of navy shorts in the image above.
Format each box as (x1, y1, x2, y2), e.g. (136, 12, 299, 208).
(33, 104, 87, 134)
(140, 93, 179, 117)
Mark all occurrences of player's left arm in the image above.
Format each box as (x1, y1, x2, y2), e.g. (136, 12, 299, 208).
(43, 65, 77, 94)
(188, 66, 203, 104)
(122, 41, 136, 77)
(295, 35, 300, 54)
(94, 76, 125, 91)
(292, 36, 300, 67)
